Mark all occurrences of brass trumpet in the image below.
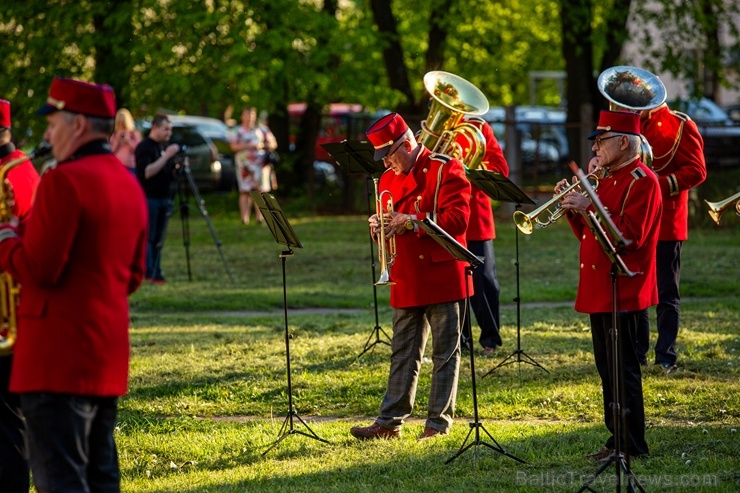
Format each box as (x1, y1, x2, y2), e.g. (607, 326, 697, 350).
(372, 178, 396, 286)
(704, 191, 740, 225)
(513, 171, 600, 234)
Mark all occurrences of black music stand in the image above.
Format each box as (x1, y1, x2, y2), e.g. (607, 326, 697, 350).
(414, 218, 525, 467)
(466, 171, 548, 379)
(568, 166, 645, 493)
(250, 192, 329, 455)
(321, 140, 392, 357)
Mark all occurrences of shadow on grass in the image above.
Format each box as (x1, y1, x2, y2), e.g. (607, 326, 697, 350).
(120, 419, 740, 493)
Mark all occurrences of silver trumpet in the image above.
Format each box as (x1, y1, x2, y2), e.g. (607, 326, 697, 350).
(513, 171, 601, 234)
(372, 178, 396, 285)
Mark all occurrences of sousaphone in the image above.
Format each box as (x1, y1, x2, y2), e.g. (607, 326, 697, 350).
(597, 66, 667, 167)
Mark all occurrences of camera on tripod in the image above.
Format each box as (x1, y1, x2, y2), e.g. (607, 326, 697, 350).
(171, 145, 188, 172)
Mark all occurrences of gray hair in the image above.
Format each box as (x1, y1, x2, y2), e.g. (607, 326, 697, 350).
(625, 134, 640, 156)
(60, 110, 113, 135)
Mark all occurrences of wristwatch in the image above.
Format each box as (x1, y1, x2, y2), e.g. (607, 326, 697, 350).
(404, 215, 414, 231)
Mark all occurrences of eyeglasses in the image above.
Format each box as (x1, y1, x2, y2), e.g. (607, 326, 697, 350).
(593, 134, 622, 147)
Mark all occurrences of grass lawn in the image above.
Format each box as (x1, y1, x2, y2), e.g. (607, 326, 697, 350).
(102, 180, 740, 493)
(13, 160, 729, 491)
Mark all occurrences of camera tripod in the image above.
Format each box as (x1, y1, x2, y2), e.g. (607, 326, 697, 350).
(151, 160, 234, 283)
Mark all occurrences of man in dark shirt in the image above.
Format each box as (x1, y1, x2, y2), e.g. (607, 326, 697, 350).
(135, 114, 182, 283)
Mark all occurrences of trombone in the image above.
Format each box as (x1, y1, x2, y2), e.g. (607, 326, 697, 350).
(704, 191, 740, 225)
(372, 178, 396, 285)
(513, 171, 601, 234)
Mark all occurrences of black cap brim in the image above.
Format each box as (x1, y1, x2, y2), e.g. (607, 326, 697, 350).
(36, 104, 58, 116)
(373, 145, 391, 162)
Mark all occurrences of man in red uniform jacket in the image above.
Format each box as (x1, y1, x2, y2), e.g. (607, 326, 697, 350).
(460, 116, 509, 355)
(638, 102, 706, 373)
(0, 78, 148, 492)
(0, 99, 41, 493)
(559, 110, 662, 461)
(350, 112, 471, 441)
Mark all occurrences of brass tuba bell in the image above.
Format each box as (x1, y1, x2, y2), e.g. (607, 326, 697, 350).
(597, 66, 667, 168)
(419, 71, 490, 169)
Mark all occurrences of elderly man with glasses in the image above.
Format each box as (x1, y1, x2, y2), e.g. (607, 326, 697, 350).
(350, 112, 471, 441)
(556, 110, 662, 463)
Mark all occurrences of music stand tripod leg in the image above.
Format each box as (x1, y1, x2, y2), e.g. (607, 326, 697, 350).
(482, 217, 548, 379)
(446, 267, 525, 466)
(262, 251, 329, 455)
(357, 175, 392, 358)
(577, 265, 646, 493)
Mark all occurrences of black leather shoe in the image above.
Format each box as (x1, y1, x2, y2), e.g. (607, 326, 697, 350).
(657, 361, 678, 374)
(350, 422, 400, 440)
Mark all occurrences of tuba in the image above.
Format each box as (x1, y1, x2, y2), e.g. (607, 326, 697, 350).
(704, 191, 740, 225)
(372, 178, 396, 286)
(0, 142, 51, 356)
(597, 66, 667, 168)
(419, 71, 490, 169)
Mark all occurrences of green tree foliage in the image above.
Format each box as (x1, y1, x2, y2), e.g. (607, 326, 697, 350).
(630, 0, 740, 100)
(1, 0, 737, 188)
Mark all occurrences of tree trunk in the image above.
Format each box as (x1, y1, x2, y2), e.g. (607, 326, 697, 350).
(369, 0, 416, 114)
(561, 0, 597, 166)
(93, 1, 135, 108)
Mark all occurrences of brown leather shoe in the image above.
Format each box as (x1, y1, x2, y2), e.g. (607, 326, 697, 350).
(585, 446, 613, 461)
(350, 422, 400, 440)
(418, 426, 448, 441)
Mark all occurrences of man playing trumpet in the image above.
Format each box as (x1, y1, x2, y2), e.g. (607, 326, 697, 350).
(350, 112, 471, 441)
(557, 110, 662, 462)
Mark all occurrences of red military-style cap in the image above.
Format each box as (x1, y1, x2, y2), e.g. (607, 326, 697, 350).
(36, 77, 116, 119)
(0, 100, 10, 128)
(366, 112, 410, 161)
(588, 110, 641, 139)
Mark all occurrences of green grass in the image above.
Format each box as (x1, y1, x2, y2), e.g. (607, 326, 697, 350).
(53, 173, 740, 492)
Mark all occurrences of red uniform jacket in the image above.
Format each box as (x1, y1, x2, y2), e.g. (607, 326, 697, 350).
(641, 104, 706, 241)
(0, 148, 148, 396)
(380, 146, 472, 308)
(567, 159, 662, 314)
(0, 148, 41, 232)
(462, 116, 510, 241)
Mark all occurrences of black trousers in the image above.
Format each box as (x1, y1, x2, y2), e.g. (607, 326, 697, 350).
(636, 240, 682, 365)
(464, 239, 502, 349)
(0, 355, 29, 493)
(590, 311, 649, 456)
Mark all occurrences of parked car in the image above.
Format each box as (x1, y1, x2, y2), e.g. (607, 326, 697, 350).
(168, 115, 236, 191)
(723, 104, 740, 124)
(669, 98, 740, 168)
(483, 107, 562, 169)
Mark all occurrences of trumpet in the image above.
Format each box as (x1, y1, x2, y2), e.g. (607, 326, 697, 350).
(372, 178, 396, 286)
(704, 191, 740, 225)
(513, 171, 601, 234)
